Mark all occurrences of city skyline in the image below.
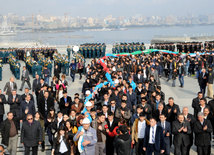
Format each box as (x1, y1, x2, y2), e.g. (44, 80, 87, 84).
(0, 0, 213, 17)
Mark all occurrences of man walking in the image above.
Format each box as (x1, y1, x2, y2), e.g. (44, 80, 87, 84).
(74, 118, 97, 155)
(143, 118, 165, 155)
(20, 66, 31, 91)
(3, 77, 17, 96)
(21, 114, 42, 155)
(1, 112, 19, 155)
(178, 62, 185, 88)
(207, 66, 214, 99)
(0, 89, 6, 125)
(198, 68, 208, 96)
(194, 112, 213, 155)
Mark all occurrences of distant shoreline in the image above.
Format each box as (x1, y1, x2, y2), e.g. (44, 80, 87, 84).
(15, 23, 214, 33)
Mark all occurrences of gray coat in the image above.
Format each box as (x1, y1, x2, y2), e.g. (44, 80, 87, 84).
(74, 127, 97, 155)
(3, 82, 17, 95)
(21, 70, 30, 81)
(150, 70, 160, 85)
(21, 120, 42, 147)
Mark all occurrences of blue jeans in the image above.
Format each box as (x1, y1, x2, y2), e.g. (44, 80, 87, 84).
(167, 69, 172, 80)
(44, 77, 49, 85)
(172, 79, 176, 87)
(70, 71, 75, 82)
(185, 66, 189, 76)
(178, 74, 184, 87)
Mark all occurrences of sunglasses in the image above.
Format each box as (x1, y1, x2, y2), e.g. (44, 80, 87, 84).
(27, 118, 33, 120)
(0, 150, 3, 153)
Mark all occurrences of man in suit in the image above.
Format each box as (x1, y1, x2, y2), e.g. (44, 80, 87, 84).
(127, 86, 137, 110)
(35, 78, 46, 103)
(0, 89, 6, 125)
(3, 77, 17, 96)
(165, 97, 180, 125)
(153, 103, 167, 122)
(195, 98, 209, 118)
(32, 74, 40, 96)
(143, 117, 165, 155)
(20, 94, 36, 119)
(194, 112, 213, 155)
(198, 68, 208, 96)
(150, 67, 160, 85)
(59, 90, 72, 115)
(108, 99, 118, 115)
(134, 70, 144, 84)
(182, 107, 196, 155)
(142, 65, 149, 81)
(20, 88, 34, 102)
(208, 98, 214, 141)
(158, 114, 171, 155)
(192, 92, 203, 118)
(38, 91, 54, 119)
(20, 66, 31, 91)
(7, 90, 21, 118)
(105, 112, 118, 155)
(172, 114, 191, 155)
(139, 97, 152, 119)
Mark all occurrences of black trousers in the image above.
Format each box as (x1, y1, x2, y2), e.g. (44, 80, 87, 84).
(106, 138, 115, 155)
(174, 143, 188, 155)
(0, 115, 3, 126)
(146, 144, 159, 155)
(197, 145, 211, 155)
(135, 138, 145, 155)
(20, 80, 31, 90)
(24, 146, 38, 155)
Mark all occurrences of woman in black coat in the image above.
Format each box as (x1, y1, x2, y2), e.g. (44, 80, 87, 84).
(52, 126, 70, 155)
(82, 78, 91, 95)
(65, 120, 78, 155)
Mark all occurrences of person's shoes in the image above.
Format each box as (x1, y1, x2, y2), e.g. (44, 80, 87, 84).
(41, 148, 45, 152)
(19, 89, 22, 91)
(179, 85, 182, 87)
(167, 79, 169, 82)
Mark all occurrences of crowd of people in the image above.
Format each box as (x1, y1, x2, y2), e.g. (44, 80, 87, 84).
(150, 42, 206, 53)
(112, 42, 146, 54)
(0, 45, 213, 155)
(79, 43, 106, 59)
(205, 41, 214, 50)
(0, 48, 57, 63)
(149, 43, 176, 52)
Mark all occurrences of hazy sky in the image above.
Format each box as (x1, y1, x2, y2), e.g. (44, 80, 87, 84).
(0, 0, 213, 17)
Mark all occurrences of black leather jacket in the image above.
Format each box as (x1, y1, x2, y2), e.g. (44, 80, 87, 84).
(114, 133, 132, 155)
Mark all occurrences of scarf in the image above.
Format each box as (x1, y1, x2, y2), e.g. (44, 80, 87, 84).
(78, 126, 85, 153)
(59, 135, 68, 153)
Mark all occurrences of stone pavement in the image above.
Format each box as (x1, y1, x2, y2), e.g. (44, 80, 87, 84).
(0, 54, 213, 154)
